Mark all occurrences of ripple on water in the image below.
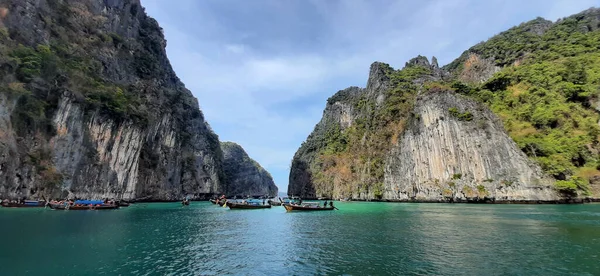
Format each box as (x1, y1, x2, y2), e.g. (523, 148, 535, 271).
(0, 202, 599, 275)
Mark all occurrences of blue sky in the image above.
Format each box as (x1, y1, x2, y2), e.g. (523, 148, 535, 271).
(141, 0, 598, 193)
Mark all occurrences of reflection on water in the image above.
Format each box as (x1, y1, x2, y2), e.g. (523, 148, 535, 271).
(0, 202, 599, 275)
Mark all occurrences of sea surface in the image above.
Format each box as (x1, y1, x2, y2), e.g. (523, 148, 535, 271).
(1, 202, 599, 275)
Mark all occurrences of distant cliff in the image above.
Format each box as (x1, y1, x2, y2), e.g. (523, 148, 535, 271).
(221, 142, 278, 197)
(289, 8, 600, 201)
(0, 0, 227, 200)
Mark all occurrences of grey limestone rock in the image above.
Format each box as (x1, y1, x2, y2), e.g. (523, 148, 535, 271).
(221, 142, 277, 197)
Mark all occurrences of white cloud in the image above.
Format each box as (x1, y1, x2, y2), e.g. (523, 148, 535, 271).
(224, 44, 246, 54)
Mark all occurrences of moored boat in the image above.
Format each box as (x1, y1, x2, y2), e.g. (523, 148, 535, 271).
(227, 202, 271, 209)
(49, 200, 119, 210)
(283, 203, 336, 211)
(268, 199, 282, 206)
(1, 200, 46, 208)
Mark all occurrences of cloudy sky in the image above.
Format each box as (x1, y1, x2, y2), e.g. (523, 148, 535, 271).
(141, 0, 598, 193)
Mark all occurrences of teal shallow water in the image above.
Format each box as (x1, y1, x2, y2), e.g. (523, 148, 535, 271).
(1, 202, 599, 275)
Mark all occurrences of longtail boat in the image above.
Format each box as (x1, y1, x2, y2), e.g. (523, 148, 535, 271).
(210, 199, 218, 204)
(49, 200, 118, 210)
(283, 203, 336, 211)
(268, 199, 282, 206)
(49, 203, 119, 210)
(227, 202, 271, 209)
(1, 200, 46, 208)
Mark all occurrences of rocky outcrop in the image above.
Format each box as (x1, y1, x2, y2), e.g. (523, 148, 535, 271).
(288, 9, 600, 202)
(0, 0, 224, 200)
(384, 92, 558, 202)
(288, 62, 393, 198)
(288, 57, 560, 201)
(221, 142, 277, 197)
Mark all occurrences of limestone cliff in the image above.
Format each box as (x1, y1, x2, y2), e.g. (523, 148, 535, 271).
(289, 8, 600, 201)
(289, 60, 559, 201)
(0, 0, 224, 200)
(221, 142, 277, 197)
(384, 92, 556, 202)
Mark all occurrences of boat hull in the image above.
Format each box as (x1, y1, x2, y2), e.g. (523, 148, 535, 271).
(49, 203, 119, 210)
(227, 202, 271, 209)
(283, 204, 335, 211)
(1, 201, 46, 208)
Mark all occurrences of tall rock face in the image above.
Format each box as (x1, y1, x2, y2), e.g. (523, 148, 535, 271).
(221, 142, 277, 197)
(288, 62, 394, 198)
(0, 0, 224, 200)
(384, 92, 556, 202)
(289, 59, 559, 201)
(290, 8, 600, 201)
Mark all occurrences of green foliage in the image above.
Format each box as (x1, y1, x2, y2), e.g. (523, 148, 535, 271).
(555, 176, 589, 196)
(109, 32, 125, 47)
(445, 16, 600, 195)
(452, 173, 462, 180)
(322, 124, 348, 154)
(448, 107, 474, 121)
(501, 180, 513, 187)
(308, 10, 600, 198)
(11, 45, 42, 82)
(6, 44, 147, 124)
(12, 93, 54, 136)
(311, 62, 429, 198)
(476, 185, 486, 193)
(372, 182, 384, 199)
(0, 27, 9, 40)
(482, 55, 600, 181)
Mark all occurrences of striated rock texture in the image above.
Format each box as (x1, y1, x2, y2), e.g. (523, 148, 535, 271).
(221, 142, 277, 197)
(0, 0, 225, 200)
(384, 92, 557, 202)
(289, 59, 559, 201)
(288, 62, 391, 198)
(290, 8, 600, 201)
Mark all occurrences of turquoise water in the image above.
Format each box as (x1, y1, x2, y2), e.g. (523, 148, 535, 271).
(1, 202, 599, 275)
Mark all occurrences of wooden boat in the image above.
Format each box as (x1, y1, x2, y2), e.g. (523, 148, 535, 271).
(210, 199, 218, 204)
(283, 203, 336, 211)
(227, 202, 271, 209)
(1, 200, 46, 208)
(49, 203, 119, 210)
(268, 199, 282, 206)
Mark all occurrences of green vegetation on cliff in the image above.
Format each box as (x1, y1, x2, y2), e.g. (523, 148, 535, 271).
(292, 8, 600, 199)
(448, 9, 600, 196)
(309, 63, 432, 199)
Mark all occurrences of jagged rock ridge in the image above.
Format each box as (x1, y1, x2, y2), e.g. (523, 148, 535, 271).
(221, 142, 278, 197)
